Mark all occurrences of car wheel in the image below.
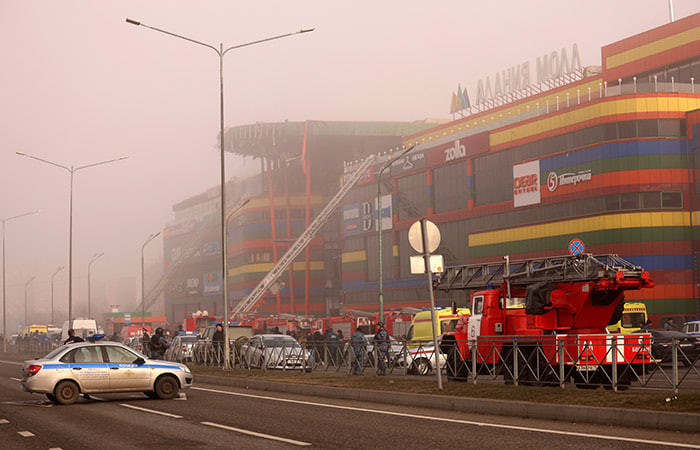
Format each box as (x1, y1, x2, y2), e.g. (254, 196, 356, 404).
(411, 358, 432, 376)
(154, 375, 179, 399)
(45, 393, 57, 402)
(54, 380, 80, 405)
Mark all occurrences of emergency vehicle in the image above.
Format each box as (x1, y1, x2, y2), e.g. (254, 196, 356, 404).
(607, 302, 648, 334)
(437, 254, 654, 389)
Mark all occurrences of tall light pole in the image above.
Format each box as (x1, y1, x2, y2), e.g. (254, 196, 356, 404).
(377, 145, 414, 320)
(126, 18, 313, 368)
(51, 266, 64, 325)
(2, 210, 39, 351)
(87, 253, 103, 319)
(24, 276, 36, 327)
(141, 232, 160, 327)
(15, 152, 128, 325)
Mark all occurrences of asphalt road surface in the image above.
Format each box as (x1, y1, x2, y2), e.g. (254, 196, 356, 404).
(1, 360, 699, 449)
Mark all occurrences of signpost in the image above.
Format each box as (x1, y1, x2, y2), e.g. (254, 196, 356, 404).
(408, 218, 443, 390)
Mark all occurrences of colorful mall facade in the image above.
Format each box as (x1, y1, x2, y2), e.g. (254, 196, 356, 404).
(164, 13, 700, 325)
(341, 13, 700, 324)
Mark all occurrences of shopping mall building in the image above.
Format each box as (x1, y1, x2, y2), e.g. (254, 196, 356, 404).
(340, 13, 700, 324)
(161, 121, 435, 323)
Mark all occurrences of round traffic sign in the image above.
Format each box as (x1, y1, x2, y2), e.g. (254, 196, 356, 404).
(569, 238, 585, 256)
(408, 219, 441, 253)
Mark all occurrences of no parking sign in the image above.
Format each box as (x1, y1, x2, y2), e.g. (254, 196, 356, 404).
(569, 238, 585, 256)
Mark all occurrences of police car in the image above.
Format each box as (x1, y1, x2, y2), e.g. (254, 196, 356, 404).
(21, 340, 193, 404)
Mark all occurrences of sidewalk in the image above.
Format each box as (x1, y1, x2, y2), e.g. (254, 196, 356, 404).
(194, 373, 700, 433)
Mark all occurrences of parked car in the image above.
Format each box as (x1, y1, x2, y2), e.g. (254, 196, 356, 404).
(21, 341, 193, 405)
(240, 334, 313, 371)
(635, 329, 700, 366)
(681, 320, 700, 338)
(164, 334, 197, 362)
(401, 343, 447, 375)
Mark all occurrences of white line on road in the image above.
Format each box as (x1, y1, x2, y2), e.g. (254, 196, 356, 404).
(0, 419, 9, 424)
(192, 386, 700, 449)
(17, 431, 34, 437)
(0, 360, 23, 366)
(119, 403, 182, 418)
(201, 421, 311, 446)
(9, 377, 21, 382)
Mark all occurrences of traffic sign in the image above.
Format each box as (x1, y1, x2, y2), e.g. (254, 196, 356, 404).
(569, 238, 585, 256)
(408, 219, 440, 253)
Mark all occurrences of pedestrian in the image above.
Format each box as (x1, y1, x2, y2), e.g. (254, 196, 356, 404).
(374, 322, 390, 376)
(641, 319, 652, 331)
(664, 318, 674, 331)
(110, 331, 120, 342)
(337, 329, 344, 341)
(212, 323, 224, 364)
(325, 328, 340, 366)
(350, 327, 365, 375)
(150, 327, 169, 360)
(64, 329, 84, 344)
(142, 328, 151, 357)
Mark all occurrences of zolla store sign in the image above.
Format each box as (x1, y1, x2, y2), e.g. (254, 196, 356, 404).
(451, 44, 583, 112)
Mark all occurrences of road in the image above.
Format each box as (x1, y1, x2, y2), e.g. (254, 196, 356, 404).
(1, 360, 699, 449)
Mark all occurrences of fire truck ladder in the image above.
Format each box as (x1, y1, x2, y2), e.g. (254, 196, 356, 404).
(434, 253, 649, 291)
(230, 154, 377, 316)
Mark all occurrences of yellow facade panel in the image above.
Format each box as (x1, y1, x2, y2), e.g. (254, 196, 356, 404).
(606, 26, 700, 69)
(342, 250, 366, 264)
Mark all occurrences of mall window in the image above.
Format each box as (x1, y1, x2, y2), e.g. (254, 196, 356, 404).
(637, 119, 658, 138)
(641, 192, 661, 208)
(661, 191, 682, 208)
(396, 172, 428, 221)
(618, 121, 636, 139)
(620, 193, 638, 210)
(433, 162, 468, 214)
(659, 119, 683, 137)
(438, 220, 469, 265)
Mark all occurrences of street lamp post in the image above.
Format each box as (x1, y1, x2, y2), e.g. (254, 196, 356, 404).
(15, 152, 128, 325)
(2, 211, 38, 351)
(51, 266, 64, 325)
(377, 146, 414, 320)
(141, 233, 160, 327)
(126, 18, 313, 369)
(24, 276, 36, 327)
(87, 253, 103, 319)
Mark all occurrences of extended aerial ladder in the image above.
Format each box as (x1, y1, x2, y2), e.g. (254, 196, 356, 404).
(230, 154, 377, 317)
(434, 253, 653, 292)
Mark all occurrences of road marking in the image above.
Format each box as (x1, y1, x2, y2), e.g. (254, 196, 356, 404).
(18, 431, 34, 437)
(119, 403, 183, 418)
(201, 421, 311, 446)
(9, 377, 21, 382)
(0, 360, 23, 366)
(0, 419, 8, 424)
(192, 386, 700, 449)
(89, 395, 106, 401)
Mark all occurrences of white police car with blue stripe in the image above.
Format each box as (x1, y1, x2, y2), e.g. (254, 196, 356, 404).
(21, 340, 193, 404)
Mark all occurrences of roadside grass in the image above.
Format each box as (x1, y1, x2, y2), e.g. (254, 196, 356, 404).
(191, 365, 700, 414)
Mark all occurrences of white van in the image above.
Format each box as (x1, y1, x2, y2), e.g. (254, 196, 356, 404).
(61, 318, 98, 342)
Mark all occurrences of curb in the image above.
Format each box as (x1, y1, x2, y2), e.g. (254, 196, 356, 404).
(194, 374, 700, 433)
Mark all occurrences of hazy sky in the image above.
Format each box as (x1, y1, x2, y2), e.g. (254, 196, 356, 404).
(1, 1, 698, 329)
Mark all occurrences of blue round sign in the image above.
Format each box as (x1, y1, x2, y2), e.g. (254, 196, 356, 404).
(569, 239, 585, 256)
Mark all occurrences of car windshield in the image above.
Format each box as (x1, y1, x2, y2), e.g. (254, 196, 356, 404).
(262, 336, 300, 348)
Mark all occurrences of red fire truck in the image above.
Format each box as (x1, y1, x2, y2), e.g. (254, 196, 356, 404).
(437, 254, 654, 389)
